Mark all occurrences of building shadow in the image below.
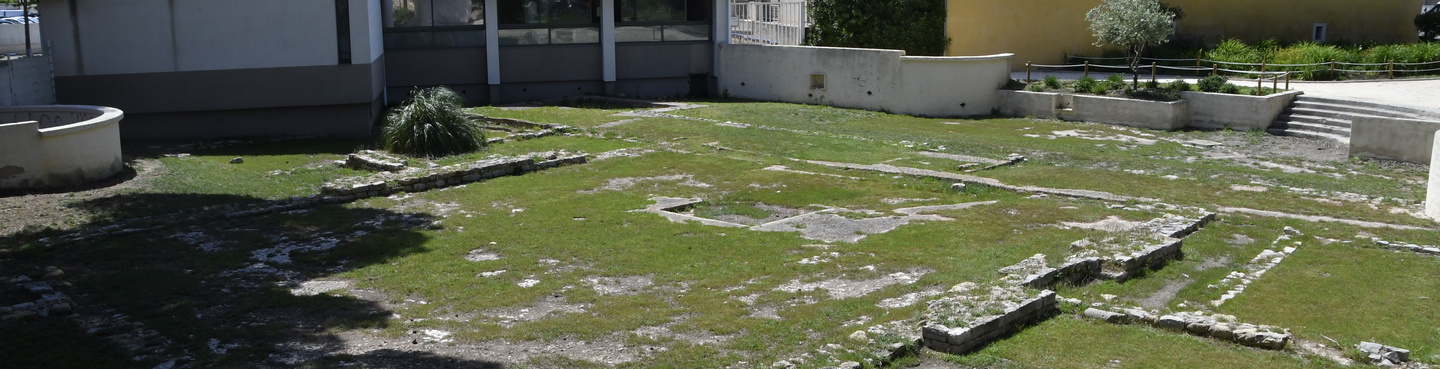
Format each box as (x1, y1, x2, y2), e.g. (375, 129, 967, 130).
(0, 192, 507, 369)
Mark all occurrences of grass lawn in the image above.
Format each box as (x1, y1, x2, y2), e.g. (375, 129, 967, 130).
(1, 99, 1434, 368)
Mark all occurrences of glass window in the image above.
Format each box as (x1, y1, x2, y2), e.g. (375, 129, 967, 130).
(390, 0, 485, 27)
(498, 0, 599, 25)
(618, 0, 709, 23)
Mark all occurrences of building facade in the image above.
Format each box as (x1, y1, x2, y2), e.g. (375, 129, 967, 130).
(945, 0, 1424, 67)
(38, 0, 729, 139)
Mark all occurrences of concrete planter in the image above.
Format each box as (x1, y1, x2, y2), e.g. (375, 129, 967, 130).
(0, 105, 124, 190)
(1350, 117, 1440, 165)
(1183, 90, 1302, 131)
(997, 90, 1299, 132)
(1429, 131, 1439, 220)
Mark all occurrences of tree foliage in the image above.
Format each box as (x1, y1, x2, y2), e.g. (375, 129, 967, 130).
(1419, 6, 1440, 42)
(382, 86, 487, 158)
(805, 0, 950, 56)
(1086, 0, 1176, 86)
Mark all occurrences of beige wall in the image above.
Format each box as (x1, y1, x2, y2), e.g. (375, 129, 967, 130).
(946, 0, 1424, 67)
(1428, 130, 1439, 220)
(1349, 116, 1440, 164)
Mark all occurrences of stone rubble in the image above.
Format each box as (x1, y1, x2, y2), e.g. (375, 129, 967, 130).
(1371, 238, 1440, 256)
(2, 267, 76, 322)
(1077, 305, 1292, 350)
(922, 283, 1058, 355)
(342, 150, 409, 172)
(1210, 227, 1303, 307)
(1357, 341, 1416, 367)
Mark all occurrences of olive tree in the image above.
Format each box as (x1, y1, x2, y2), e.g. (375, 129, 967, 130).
(1086, 0, 1176, 87)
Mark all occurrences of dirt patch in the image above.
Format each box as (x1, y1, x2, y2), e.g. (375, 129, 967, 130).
(0, 158, 160, 237)
(1061, 216, 1147, 233)
(1195, 256, 1230, 271)
(464, 248, 502, 262)
(583, 275, 654, 296)
(877, 286, 946, 309)
(1225, 234, 1256, 246)
(775, 270, 929, 300)
(331, 330, 662, 367)
(484, 295, 590, 327)
(577, 174, 711, 194)
(752, 202, 996, 243)
(1135, 279, 1190, 309)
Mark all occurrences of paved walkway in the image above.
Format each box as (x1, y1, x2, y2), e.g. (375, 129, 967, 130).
(1010, 71, 1440, 114)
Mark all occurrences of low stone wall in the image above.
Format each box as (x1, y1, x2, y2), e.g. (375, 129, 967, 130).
(1350, 116, 1440, 164)
(923, 285, 1058, 355)
(997, 90, 1295, 132)
(1183, 91, 1301, 131)
(1430, 131, 1439, 220)
(1080, 308, 1291, 350)
(320, 152, 588, 202)
(1100, 238, 1184, 281)
(1062, 95, 1189, 131)
(996, 90, 1059, 119)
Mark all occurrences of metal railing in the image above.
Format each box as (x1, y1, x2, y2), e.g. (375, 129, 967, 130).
(729, 1, 806, 46)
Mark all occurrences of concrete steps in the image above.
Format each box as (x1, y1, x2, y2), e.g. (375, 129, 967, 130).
(1267, 95, 1440, 145)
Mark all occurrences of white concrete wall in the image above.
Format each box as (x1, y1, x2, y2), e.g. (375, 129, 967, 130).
(0, 56, 55, 106)
(0, 105, 123, 189)
(0, 23, 41, 54)
(717, 44, 1012, 117)
(41, 0, 384, 76)
(1184, 90, 1302, 131)
(1065, 95, 1189, 131)
(1428, 130, 1439, 220)
(1350, 116, 1440, 164)
(997, 90, 1059, 119)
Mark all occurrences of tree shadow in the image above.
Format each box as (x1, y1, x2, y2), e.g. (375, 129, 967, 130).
(0, 192, 507, 369)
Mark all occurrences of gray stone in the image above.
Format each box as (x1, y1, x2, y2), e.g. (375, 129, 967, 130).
(229, 157, 244, 164)
(43, 268, 65, 280)
(20, 281, 54, 294)
(1209, 324, 1234, 340)
(1186, 322, 1213, 335)
(838, 362, 861, 369)
(49, 302, 72, 315)
(1082, 308, 1127, 323)
(1156, 315, 1187, 330)
(1358, 341, 1411, 363)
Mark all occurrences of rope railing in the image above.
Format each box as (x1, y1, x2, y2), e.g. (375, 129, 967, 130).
(1046, 54, 1440, 83)
(1025, 60, 1295, 95)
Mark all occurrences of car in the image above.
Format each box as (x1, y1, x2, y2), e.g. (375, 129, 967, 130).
(0, 16, 38, 24)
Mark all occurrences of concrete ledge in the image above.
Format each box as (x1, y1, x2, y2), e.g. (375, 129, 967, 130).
(1351, 116, 1440, 164)
(1063, 95, 1189, 131)
(1429, 130, 1440, 220)
(996, 90, 1058, 119)
(1183, 90, 1301, 131)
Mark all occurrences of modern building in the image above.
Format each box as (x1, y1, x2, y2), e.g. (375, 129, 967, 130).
(945, 0, 1424, 67)
(37, 0, 729, 139)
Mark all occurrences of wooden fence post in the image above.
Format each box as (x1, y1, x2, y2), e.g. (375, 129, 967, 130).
(1084, 61, 1090, 78)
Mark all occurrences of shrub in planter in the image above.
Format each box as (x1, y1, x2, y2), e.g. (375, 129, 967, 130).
(1044, 75, 1061, 89)
(1088, 83, 1110, 95)
(1219, 83, 1241, 94)
(1027, 83, 1046, 92)
(1074, 76, 1099, 93)
(1197, 75, 1228, 92)
(1105, 74, 1126, 90)
(1166, 79, 1191, 92)
(1144, 80, 1160, 89)
(382, 86, 487, 158)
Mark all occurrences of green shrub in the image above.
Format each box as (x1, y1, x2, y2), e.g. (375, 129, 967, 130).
(382, 86, 487, 158)
(1043, 75, 1061, 89)
(806, 0, 950, 56)
(1143, 80, 1160, 89)
(1219, 83, 1241, 94)
(1105, 74, 1126, 89)
(1197, 75, 1228, 92)
(1073, 76, 1098, 93)
(1166, 79, 1191, 92)
(1026, 83, 1046, 92)
(1088, 83, 1110, 95)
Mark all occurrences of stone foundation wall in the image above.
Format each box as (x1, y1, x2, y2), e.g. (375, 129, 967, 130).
(923, 288, 1058, 355)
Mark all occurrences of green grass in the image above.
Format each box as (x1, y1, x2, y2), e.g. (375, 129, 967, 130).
(2, 99, 1435, 368)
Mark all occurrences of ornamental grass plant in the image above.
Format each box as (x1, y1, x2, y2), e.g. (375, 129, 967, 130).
(382, 86, 487, 158)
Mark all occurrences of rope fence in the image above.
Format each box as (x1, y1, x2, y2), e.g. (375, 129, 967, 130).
(1050, 54, 1440, 81)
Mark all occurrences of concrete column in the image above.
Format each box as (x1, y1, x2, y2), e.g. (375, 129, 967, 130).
(1428, 131, 1440, 220)
(485, 0, 500, 100)
(601, 0, 616, 95)
(712, 0, 729, 86)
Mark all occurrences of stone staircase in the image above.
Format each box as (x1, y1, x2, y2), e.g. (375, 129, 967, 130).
(1268, 95, 1440, 145)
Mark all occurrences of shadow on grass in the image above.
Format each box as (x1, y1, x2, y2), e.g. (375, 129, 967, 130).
(0, 192, 504, 369)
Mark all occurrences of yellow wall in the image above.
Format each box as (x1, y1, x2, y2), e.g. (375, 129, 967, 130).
(946, 0, 1423, 67)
